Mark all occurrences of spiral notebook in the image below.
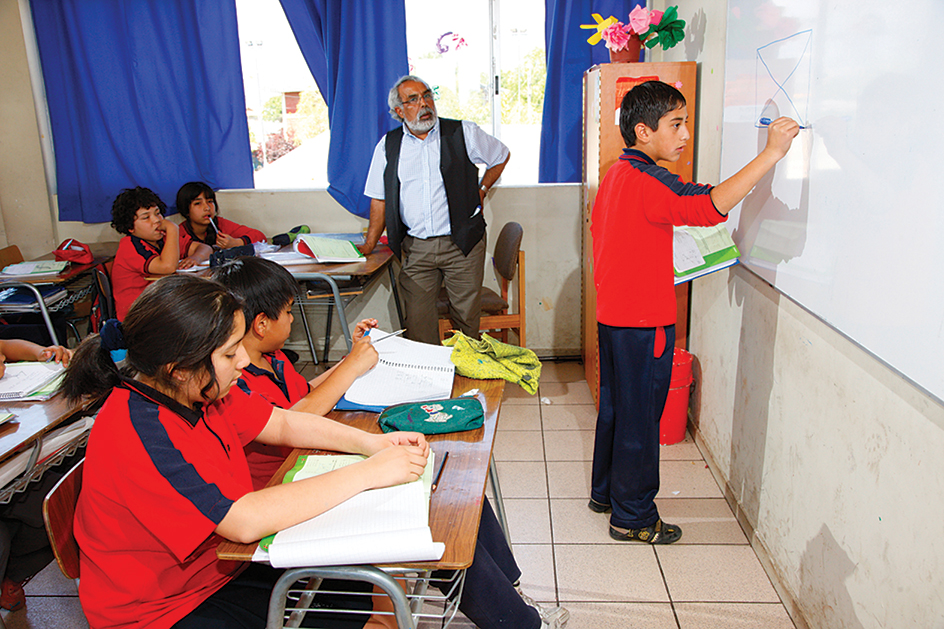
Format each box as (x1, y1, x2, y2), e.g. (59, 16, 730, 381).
(0, 362, 65, 400)
(341, 331, 455, 408)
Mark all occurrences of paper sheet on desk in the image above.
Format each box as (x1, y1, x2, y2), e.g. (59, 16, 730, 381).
(258, 455, 443, 568)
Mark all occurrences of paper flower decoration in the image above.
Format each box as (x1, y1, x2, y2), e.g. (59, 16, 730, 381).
(585, 6, 686, 53)
(580, 13, 618, 46)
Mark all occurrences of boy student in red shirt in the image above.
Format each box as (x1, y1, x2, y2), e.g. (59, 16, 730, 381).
(110, 187, 211, 320)
(176, 181, 266, 251)
(62, 274, 428, 629)
(590, 80, 799, 543)
(209, 256, 381, 490)
(212, 256, 570, 629)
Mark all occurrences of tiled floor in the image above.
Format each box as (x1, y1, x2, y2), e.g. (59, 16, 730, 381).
(2, 360, 797, 628)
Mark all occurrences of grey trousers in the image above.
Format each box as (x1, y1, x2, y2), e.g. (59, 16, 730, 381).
(399, 234, 486, 345)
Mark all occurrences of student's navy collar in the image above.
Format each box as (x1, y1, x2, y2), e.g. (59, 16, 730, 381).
(119, 376, 205, 427)
(620, 148, 656, 165)
(244, 352, 290, 399)
(129, 234, 165, 250)
(181, 218, 217, 244)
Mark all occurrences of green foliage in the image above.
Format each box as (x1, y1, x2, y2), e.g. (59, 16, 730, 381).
(499, 48, 546, 125)
(294, 90, 329, 139)
(263, 95, 283, 122)
(644, 6, 686, 50)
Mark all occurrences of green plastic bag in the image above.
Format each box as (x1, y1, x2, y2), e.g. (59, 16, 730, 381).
(378, 397, 484, 435)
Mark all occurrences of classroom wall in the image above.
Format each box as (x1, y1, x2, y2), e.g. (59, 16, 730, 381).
(656, 1, 944, 627)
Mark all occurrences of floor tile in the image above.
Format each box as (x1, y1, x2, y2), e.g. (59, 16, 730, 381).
(492, 430, 545, 462)
(544, 429, 595, 461)
(675, 602, 796, 628)
(495, 404, 542, 431)
(539, 361, 587, 383)
(493, 461, 547, 498)
(502, 383, 539, 405)
(24, 561, 77, 596)
(561, 602, 679, 629)
(2, 596, 88, 629)
(541, 404, 598, 431)
(511, 544, 557, 603)
(555, 544, 668, 602)
(659, 432, 702, 461)
(538, 382, 595, 405)
(546, 461, 592, 499)
(653, 498, 748, 545)
(550, 498, 613, 544)
(658, 460, 724, 499)
(657, 545, 781, 603)
(504, 498, 552, 544)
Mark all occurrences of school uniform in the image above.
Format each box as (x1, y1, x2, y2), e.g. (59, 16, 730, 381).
(75, 378, 272, 628)
(111, 235, 162, 321)
(179, 218, 265, 252)
(590, 148, 725, 530)
(236, 351, 310, 490)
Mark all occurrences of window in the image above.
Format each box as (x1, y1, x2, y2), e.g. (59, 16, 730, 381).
(234, 0, 544, 189)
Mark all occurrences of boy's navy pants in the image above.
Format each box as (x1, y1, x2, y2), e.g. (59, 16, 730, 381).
(591, 323, 675, 530)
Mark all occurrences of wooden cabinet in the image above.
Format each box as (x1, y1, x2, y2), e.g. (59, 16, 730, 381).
(582, 62, 697, 405)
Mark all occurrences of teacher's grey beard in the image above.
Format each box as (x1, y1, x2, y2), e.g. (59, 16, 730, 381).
(406, 107, 437, 134)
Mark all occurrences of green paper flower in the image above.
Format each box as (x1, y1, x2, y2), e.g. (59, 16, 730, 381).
(643, 5, 687, 51)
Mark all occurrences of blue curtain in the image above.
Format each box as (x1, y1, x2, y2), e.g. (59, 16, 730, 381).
(539, 0, 642, 183)
(30, 0, 253, 223)
(279, 0, 408, 219)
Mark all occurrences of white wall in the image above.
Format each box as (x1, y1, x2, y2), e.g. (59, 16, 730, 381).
(657, 1, 944, 627)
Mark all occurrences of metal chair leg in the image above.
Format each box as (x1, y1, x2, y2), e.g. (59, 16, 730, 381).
(489, 455, 512, 547)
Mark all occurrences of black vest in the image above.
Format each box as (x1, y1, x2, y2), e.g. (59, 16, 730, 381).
(383, 118, 485, 259)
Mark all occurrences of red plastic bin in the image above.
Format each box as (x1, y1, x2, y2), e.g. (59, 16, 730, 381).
(660, 348, 693, 445)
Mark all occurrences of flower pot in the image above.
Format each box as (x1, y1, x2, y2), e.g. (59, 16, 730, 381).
(609, 33, 642, 63)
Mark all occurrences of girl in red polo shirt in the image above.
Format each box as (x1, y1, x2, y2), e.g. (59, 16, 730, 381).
(61, 274, 426, 629)
(176, 181, 266, 251)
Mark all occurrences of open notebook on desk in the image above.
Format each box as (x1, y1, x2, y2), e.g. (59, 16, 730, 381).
(0, 362, 65, 401)
(254, 452, 443, 568)
(337, 330, 455, 411)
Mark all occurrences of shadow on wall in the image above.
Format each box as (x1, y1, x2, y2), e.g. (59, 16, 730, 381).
(550, 268, 582, 357)
(799, 524, 864, 629)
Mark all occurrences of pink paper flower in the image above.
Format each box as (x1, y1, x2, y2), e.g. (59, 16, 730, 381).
(629, 6, 651, 35)
(650, 10, 664, 25)
(601, 22, 631, 51)
(675, 81, 683, 89)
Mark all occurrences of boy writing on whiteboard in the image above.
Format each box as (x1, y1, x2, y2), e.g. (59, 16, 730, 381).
(590, 80, 798, 543)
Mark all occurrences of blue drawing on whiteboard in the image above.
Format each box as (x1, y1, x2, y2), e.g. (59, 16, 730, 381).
(755, 30, 812, 127)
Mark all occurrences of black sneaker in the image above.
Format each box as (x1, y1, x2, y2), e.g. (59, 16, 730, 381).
(609, 518, 682, 544)
(587, 498, 611, 513)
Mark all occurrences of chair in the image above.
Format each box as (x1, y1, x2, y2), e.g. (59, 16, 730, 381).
(42, 458, 83, 581)
(438, 221, 526, 346)
(0, 245, 24, 271)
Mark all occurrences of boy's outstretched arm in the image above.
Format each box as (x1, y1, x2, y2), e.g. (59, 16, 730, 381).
(709, 117, 800, 215)
(292, 337, 379, 415)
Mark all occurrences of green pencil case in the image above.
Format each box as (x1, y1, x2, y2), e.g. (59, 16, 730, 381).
(378, 397, 484, 435)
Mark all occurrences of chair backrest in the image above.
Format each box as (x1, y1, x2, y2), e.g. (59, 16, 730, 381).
(43, 458, 84, 580)
(492, 222, 523, 281)
(0, 244, 24, 271)
(94, 268, 116, 322)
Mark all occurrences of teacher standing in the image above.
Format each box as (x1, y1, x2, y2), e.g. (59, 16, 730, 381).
(360, 75, 510, 345)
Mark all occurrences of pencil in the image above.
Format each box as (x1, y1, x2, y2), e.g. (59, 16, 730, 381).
(431, 451, 449, 492)
(371, 329, 405, 343)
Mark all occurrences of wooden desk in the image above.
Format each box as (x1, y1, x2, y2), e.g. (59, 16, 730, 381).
(6, 241, 118, 286)
(217, 374, 502, 570)
(0, 393, 94, 504)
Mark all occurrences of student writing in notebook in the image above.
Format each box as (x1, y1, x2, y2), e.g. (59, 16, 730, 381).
(176, 181, 266, 251)
(110, 187, 211, 320)
(61, 274, 428, 629)
(0, 339, 70, 378)
(210, 256, 381, 490)
(213, 256, 569, 629)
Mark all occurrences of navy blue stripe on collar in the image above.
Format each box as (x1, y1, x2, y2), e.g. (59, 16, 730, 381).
(619, 148, 656, 165)
(244, 353, 290, 401)
(119, 376, 204, 427)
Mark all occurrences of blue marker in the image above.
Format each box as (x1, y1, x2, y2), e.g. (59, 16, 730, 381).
(759, 117, 808, 129)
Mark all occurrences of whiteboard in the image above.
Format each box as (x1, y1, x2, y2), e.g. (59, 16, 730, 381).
(720, 0, 944, 403)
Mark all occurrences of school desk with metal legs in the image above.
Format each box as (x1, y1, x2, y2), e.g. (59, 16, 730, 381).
(216, 375, 506, 629)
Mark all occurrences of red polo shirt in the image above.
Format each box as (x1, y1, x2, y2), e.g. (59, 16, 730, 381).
(75, 379, 273, 628)
(179, 217, 266, 253)
(236, 350, 311, 490)
(591, 149, 726, 327)
(112, 235, 163, 321)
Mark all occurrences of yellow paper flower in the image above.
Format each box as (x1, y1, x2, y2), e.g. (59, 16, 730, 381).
(580, 13, 618, 45)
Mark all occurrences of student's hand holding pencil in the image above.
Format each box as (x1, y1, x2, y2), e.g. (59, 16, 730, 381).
(352, 318, 379, 342)
(362, 442, 430, 487)
(345, 337, 379, 375)
(380, 430, 430, 457)
(38, 345, 72, 366)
